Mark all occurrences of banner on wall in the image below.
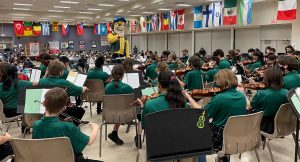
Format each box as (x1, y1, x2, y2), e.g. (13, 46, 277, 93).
(277, 0, 297, 20)
(194, 6, 203, 28)
(223, 0, 237, 25)
(62, 24, 69, 36)
(29, 42, 40, 56)
(77, 23, 84, 36)
(32, 22, 42, 36)
(24, 22, 33, 36)
(177, 9, 185, 30)
(68, 41, 74, 49)
(61, 42, 69, 49)
(101, 37, 109, 46)
(49, 40, 59, 54)
(238, 0, 253, 25)
(170, 10, 177, 30)
(14, 21, 24, 36)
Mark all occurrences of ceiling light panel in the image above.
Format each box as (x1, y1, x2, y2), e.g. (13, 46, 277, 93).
(53, 6, 71, 9)
(13, 8, 30, 10)
(60, 1, 79, 4)
(13, 3, 33, 6)
(98, 4, 115, 7)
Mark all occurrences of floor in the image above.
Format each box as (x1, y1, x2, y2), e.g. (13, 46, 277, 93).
(1, 103, 297, 162)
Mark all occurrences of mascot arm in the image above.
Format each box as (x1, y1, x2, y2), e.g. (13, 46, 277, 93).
(107, 33, 119, 44)
(126, 39, 130, 58)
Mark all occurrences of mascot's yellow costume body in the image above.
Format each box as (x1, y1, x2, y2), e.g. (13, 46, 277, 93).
(107, 16, 130, 62)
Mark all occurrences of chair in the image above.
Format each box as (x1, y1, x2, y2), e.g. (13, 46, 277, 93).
(0, 100, 22, 132)
(81, 79, 105, 116)
(99, 94, 137, 157)
(0, 155, 14, 162)
(218, 111, 264, 162)
(261, 103, 297, 162)
(22, 114, 43, 138)
(10, 137, 74, 162)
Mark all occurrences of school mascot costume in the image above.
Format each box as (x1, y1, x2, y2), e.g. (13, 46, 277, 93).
(107, 16, 130, 63)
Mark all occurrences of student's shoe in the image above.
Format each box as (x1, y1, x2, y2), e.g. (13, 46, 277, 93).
(134, 135, 142, 149)
(108, 133, 124, 145)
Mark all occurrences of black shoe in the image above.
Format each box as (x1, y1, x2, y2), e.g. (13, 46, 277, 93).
(134, 135, 142, 149)
(108, 133, 124, 145)
(96, 108, 102, 115)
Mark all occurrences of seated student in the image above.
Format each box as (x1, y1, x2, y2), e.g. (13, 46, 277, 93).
(122, 58, 135, 73)
(87, 56, 109, 114)
(0, 132, 13, 161)
(32, 88, 99, 162)
(184, 69, 247, 161)
(0, 64, 37, 118)
(105, 65, 134, 145)
(144, 54, 158, 81)
(286, 45, 295, 55)
(228, 50, 239, 66)
(178, 55, 206, 90)
(247, 48, 255, 60)
(150, 61, 170, 87)
(265, 54, 277, 67)
(59, 56, 70, 80)
(39, 54, 51, 78)
(248, 52, 264, 72)
(278, 56, 300, 90)
(206, 56, 220, 83)
(168, 53, 178, 70)
(249, 67, 288, 134)
(292, 51, 300, 73)
(213, 49, 231, 70)
(180, 49, 189, 64)
(161, 50, 171, 62)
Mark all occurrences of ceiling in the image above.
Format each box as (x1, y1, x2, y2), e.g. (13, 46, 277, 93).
(0, 0, 275, 25)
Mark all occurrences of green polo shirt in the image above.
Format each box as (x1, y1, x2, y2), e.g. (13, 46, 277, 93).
(206, 66, 220, 83)
(219, 59, 231, 70)
(32, 116, 90, 156)
(0, 80, 33, 109)
(251, 88, 288, 117)
(298, 60, 300, 74)
(144, 61, 158, 80)
(180, 56, 189, 64)
(168, 63, 176, 70)
(87, 68, 109, 85)
(105, 80, 134, 95)
(184, 69, 205, 90)
(60, 68, 69, 80)
(38, 76, 83, 96)
(39, 64, 47, 78)
(249, 61, 263, 72)
(283, 71, 300, 90)
(204, 88, 247, 127)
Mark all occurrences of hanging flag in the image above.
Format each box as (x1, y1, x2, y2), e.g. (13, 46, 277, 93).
(52, 22, 59, 32)
(32, 22, 42, 36)
(203, 4, 213, 27)
(94, 24, 101, 35)
(146, 16, 152, 32)
(140, 17, 146, 32)
(136, 20, 141, 33)
(238, 0, 253, 25)
(100, 23, 107, 36)
(163, 12, 170, 30)
(151, 14, 158, 31)
(212, 2, 223, 27)
(62, 23, 69, 36)
(13, 21, 24, 36)
(223, 0, 237, 25)
(42, 22, 50, 36)
(170, 10, 177, 30)
(158, 14, 162, 31)
(106, 22, 112, 34)
(194, 6, 203, 29)
(24, 22, 33, 36)
(277, 0, 297, 20)
(177, 9, 185, 30)
(77, 23, 84, 36)
(130, 20, 137, 33)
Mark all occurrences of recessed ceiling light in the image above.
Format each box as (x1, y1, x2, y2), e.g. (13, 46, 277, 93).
(13, 3, 33, 6)
(105, 13, 111, 16)
(54, 6, 70, 9)
(142, 12, 155, 14)
(60, 1, 79, 4)
(98, 3, 115, 7)
(39, 18, 51, 20)
(176, 4, 191, 7)
(118, 0, 130, 1)
(158, 8, 171, 11)
(48, 10, 64, 12)
(79, 12, 94, 14)
(13, 8, 30, 10)
(158, 2, 164, 4)
(47, 15, 61, 18)
(115, 14, 120, 15)
(88, 8, 102, 11)
(140, 7, 145, 9)
(130, 15, 141, 17)
(12, 17, 24, 19)
(127, 11, 131, 12)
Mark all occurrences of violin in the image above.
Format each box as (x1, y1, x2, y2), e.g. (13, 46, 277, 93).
(175, 66, 192, 76)
(131, 93, 160, 106)
(242, 82, 266, 90)
(191, 87, 222, 97)
(137, 59, 152, 71)
(201, 63, 214, 71)
(240, 60, 256, 65)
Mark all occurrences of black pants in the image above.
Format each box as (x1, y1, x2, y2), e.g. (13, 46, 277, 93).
(3, 108, 20, 118)
(0, 142, 13, 161)
(261, 116, 274, 134)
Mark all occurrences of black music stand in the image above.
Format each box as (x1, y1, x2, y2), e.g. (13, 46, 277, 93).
(287, 88, 300, 162)
(144, 109, 213, 161)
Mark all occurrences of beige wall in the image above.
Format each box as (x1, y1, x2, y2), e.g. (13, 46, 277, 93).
(291, 1, 300, 49)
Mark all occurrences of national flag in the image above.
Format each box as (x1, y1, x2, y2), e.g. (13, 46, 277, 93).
(77, 23, 84, 36)
(158, 13, 162, 31)
(13, 21, 24, 36)
(177, 9, 185, 30)
(238, 0, 253, 25)
(152, 14, 159, 31)
(203, 4, 213, 27)
(106, 22, 112, 34)
(146, 16, 152, 32)
(100, 23, 107, 36)
(212, 2, 223, 27)
(42, 22, 50, 36)
(223, 0, 237, 25)
(136, 20, 141, 33)
(194, 6, 203, 28)
(24, 22, 33, 36)
(170, 10, 177, 30)
(32, 22, 42, 36)
(140, 17, 146, 32)
(277, 0, 297, 20)
(130, 20, 137, 33)
(62, 23, 69, 36)
(52, 22, 59, 32)
(94, 24, 101, 35)
(163, 12, 170, 30)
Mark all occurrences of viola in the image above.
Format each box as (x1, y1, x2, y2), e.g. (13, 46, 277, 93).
(241, 60, 256, 65)
(175, 67, 192, 76)
(131, 93, 160, 106)
(201, 64, 213, 71)
(191, 87, 222, 97)
(243, 82, 266, 90)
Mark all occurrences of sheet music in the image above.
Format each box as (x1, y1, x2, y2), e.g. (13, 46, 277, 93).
(66, 71, 78, 83)
(24, 89, 50, 114)
(133, 64, 140, 70)
(30, 69, 41, 82)
(122, 73, 140, 89)
(103, 65, 114, 75)
(236, 75, 242, 85)
(142, 87, 158, 96)
(74, 74, 87, 87)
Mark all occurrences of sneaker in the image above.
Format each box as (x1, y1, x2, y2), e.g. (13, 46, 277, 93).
(108, 133, 124, 145)
(134, 135, 142, 149)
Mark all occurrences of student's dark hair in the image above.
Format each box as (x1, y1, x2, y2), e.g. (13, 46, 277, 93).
(150, 54, 157, 61)
(213, 49, 225, 57)
(189, 55, 202, 70)
(263, 67, 283, 90)
(199, 48, 206, 57)
(162, 50, 170, 56)
(285, 45, 295, 53)
(211, 56, 220, 65)
(278, 56, 298, 71)
(194, 53, 201, 58)
(2, 64, 18, 91)
(267, 54, 277, 61)
(41, 54, 52, 67)
(253, 51, 265, 65)
(265, 46, 272, 52)
(293, 50, 300, 56)
(0, 62, 8, 82)
(269, 48, 276, 54)
(111, 65, 125, 88)
(228, 50, 236, 58)
(158, 71, 185, 108)
(59, 56, 70, 64)
(248, 48, 255, 53)
(122, 58, 134, 72)
(95, 56, 104, 68)
(44, 88, 68, 114)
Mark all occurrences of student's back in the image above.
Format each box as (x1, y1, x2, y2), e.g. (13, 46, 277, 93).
(283, 71, 300, 90)
(87, 56, 108, 82)
(105, 80, 133, 94)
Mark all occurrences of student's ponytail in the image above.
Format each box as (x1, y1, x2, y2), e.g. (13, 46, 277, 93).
(111, 65, 125, 88)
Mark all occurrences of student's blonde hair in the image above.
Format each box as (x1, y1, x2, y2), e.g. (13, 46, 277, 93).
(214, 69, 238, 89)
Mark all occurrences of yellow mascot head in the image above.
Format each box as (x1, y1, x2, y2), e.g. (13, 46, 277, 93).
(112, 16, 126, 37)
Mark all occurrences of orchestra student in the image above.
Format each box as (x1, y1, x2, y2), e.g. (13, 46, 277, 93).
(292, 51, 300, 73)
(105, 65, 134, 145)
(58, 56, 70, 79)
(249, 52, 264, 72)
(144, 54, 158, 81)
(213, 49, 231, 70)
(0, 133, 13, 161)
(39, 54, 51, 78)
(278, 56, 300, 90)
(206, 56, 220, 83)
